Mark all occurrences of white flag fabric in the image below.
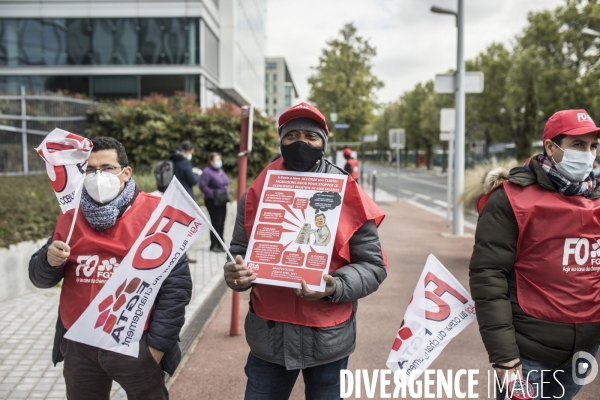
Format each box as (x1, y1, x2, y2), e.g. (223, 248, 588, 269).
(64, 178, 210, 357)
(386, 254, 476, 380)
(35, 128, 93, 213)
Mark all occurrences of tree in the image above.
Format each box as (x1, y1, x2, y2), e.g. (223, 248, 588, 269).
(466, 43, 512, 159)
(308, 23, 384, 144)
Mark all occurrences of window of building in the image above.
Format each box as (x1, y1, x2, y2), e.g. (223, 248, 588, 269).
(266, 62, 276, 69)
(285, 85, 292, 108)
(92, 75, 137, 99)
(273, 98, 277, 104)
(0, 75, 89, 95)
(273, 73, 277, 81)
(141, 75, 185, 97)
(0, 17, 200, 66)
(273, 85, 276, 93)
(202, 23, 219, 77)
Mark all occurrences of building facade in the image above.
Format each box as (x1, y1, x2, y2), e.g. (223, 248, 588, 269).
(0, 0, 265, 109)
(265, 57, 297, 119)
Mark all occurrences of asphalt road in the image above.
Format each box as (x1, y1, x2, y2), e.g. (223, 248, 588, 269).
(361, 162, 479, 226)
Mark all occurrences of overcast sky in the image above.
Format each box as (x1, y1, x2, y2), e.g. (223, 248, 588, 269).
(265, 0, 565, 105)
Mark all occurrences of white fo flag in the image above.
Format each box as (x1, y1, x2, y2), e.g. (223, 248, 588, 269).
(35, 128, 93, 213)
(386, 254, 476, 380)
(64, 178, 210, 357)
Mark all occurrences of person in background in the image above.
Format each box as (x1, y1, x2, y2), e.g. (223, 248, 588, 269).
(593, 156, 600, 181)
(199, 152, 230, 253)
(343, 147, 359, 184)
(169, 141, 200, 200)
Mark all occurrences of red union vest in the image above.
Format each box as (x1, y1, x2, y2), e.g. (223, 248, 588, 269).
(503, 181, 600, 323)
(345, 158, 359, 181)
(244, 158, 387, 328)
(53, 192, 160, 330)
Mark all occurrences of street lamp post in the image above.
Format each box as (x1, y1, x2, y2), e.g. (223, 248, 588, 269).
(431, 0, 465, 236)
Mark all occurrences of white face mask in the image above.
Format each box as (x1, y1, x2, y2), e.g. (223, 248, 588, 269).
(186, 152, 192, 161)
(552, 144, 595, 182)
(84, 169, 125, 204)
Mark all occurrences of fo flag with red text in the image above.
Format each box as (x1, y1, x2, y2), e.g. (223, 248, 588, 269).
(64, 178, 209, 357)
(386, 254, 476, 380)
(35, 128, 93, 213)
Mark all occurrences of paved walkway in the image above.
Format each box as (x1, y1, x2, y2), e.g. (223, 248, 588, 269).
(0, 203, 236, 400)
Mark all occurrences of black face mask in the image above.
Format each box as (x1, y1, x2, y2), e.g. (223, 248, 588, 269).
(280, 141, 323, 172)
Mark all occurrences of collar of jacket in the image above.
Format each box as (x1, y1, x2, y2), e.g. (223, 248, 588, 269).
(507, 157, 600, 199)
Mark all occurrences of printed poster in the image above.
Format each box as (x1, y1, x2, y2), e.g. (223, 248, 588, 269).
(245, 170, 348, 292)
(64, 178, 210, 356)
(386, 254, 477, 380)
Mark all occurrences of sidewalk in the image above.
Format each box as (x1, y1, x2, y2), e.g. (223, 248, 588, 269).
(0, 202, 237, 400)
(169, 198, 600, 399)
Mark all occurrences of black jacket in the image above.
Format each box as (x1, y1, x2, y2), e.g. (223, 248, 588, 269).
(169, 151, 198, 199)
(469, 158, 600, 367)
(29, 205, 193, 376)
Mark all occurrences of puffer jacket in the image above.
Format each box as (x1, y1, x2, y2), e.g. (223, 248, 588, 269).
(469, 157, 600, 367)
(169, 151, 198, 199)
(228, 160, 387, 370)
(29, 193, 193, 376)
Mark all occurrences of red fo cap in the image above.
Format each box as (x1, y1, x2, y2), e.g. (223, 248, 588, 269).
(278, 102, 329, 135)
(342, 147, 352, 156)
(542, 109, 600, 142)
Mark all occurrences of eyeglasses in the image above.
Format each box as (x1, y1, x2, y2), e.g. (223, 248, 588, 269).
(85, 165, 124, 175)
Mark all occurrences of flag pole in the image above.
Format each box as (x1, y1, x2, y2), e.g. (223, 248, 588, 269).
(65, 181, 84, 246)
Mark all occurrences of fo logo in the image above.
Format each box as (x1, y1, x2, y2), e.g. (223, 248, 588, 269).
(563, 238, 600, 266)
(76, 255, 119, 278)
(94, 277, 150, 339)
(577, 113, 592, 122)
(572, 351, 599, 385)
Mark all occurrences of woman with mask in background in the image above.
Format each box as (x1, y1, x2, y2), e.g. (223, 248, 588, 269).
(199, 152, 230, 253)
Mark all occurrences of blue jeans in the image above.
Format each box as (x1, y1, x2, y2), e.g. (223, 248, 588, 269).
(496, 344, 599, 400)
(244, 352, 349, 400)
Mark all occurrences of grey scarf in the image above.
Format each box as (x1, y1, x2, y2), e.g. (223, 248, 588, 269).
(81, 178, 136, 230)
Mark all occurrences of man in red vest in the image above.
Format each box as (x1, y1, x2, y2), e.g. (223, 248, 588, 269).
(343, 147, 360, 183)
(470, 109, 600, 399)
(29, 137, 192, 400)
(223, 102, 387, 399)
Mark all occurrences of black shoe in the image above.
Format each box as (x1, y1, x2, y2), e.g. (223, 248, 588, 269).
(210, 247, 225, 253)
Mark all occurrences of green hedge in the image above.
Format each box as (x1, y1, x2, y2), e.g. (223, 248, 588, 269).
(0, 174, 60, 248)
(85, 94, 278, 177)
(1, 97, 275, 248)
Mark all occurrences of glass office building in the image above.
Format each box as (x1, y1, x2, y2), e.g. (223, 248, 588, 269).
(0, 0, 265, 109)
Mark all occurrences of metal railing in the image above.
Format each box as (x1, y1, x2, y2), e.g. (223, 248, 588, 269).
(0, 86, 94, 175)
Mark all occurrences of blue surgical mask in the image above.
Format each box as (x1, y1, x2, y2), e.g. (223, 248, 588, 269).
(552, 144, 595, 182)
(214, 160, 223, 169)
(593, 168, 600, 178)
